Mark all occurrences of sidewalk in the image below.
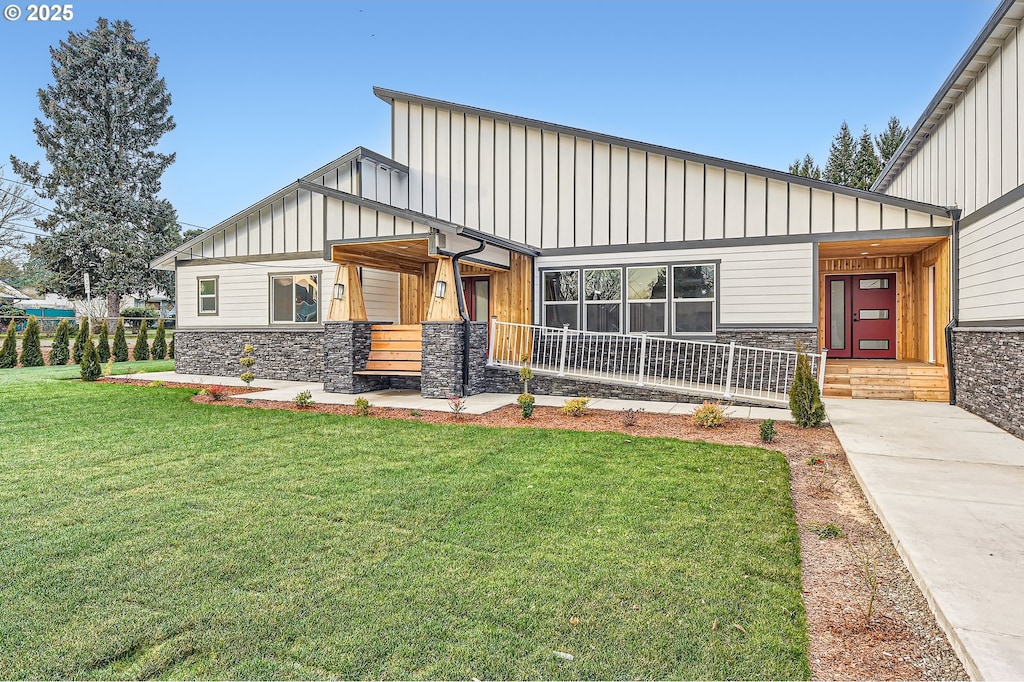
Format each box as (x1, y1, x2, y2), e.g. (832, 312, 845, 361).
(825, 398, 1024, 681)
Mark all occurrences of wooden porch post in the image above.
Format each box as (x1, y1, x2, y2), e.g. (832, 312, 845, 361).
(426, 256, 462, 321)
(327, 264, 368, 321)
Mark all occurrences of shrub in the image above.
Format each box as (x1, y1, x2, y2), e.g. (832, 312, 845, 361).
(18, 316, 44, 367)
(149, 380, 164, 388)
(759, 418, 777, 443)
(0, 321, 17, 368)
(72, 316, 88, 364)
(49, 319, 71, 366)
(151, 319, 167, 360)
(112, 318, 129, 362)
(96, 323, 110, 363)
(354, 397, 371, 416)
(448, 394, 467, 418)
(80, 339, 101, 381)
(409, 409, 423, 417)
(622, 407, 644, 427)
(293, 390, 314, 408)
(168, 335, 175, 359)
(691, 400, 726, 429)
(811, 522, 844, 539)
(517, 392, 535, 419)
(562, 397, 590, 418)
(133, 322, 150, 361)
(103, 358, 114, 377)
(240, 344, 256, 387)
(120, 306, 158, 329)
(518, 366, 534, 393)
(789, 347, 825, 428)
(201, 385, 227, 401)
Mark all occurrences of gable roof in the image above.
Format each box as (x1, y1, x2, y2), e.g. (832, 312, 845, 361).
(872, 0, 1024, 193)
(0, 278, 25, 301)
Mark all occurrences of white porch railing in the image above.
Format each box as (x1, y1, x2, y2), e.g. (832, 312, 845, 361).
(487, 318, 827, 406)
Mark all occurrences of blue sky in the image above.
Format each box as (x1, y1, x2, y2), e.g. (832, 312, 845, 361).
(0, 0, 999, 233)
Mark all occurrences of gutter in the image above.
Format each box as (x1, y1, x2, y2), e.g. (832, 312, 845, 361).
(944, 208, 962, 405)
(440, 237, 487, 396)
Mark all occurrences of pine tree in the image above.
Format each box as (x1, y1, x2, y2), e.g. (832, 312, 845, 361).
(72, 317, 88, 364)
(80, 338, 101, 381)
(18, 316, 44, 367)
(50, 318, 70, 365)
(151, 318, 167, 360)
(875, 116, 908, 167)
(0, 322, 17, 368)
(133, 322, 150, 361)
(10, 18, 180, 319)
(851, 126, 881, 190)
(96, 323, 110, 363)
(824, 122, 856, 187)
(789, 349, 826, 428)
(788, 154, 821, 180)
(168, 334, 174, 359)
(112, 317, 129, 362)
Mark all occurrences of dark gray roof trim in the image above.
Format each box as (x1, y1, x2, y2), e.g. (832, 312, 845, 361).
(872, 0, 1019, 192)
(374, 86, 954, 218)
(298, 181, 541, 257)
(301, 146, 408, 182)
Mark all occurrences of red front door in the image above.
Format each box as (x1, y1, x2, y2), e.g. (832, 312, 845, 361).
(461, 276, 490, 322)
(825, 274, 897, 359)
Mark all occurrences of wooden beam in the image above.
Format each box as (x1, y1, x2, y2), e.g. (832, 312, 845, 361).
(426, 256, 462, 321)
(327, 264, 367, 321)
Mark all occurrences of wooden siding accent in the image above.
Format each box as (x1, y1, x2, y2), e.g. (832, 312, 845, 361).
(401, 252, 533, 325)
(426, 257, 462, 321)
(824, 360, 949, 401)
(355, 324, 422, 376)
(330, 239, 430, 275)
(326, 265, 367, 321)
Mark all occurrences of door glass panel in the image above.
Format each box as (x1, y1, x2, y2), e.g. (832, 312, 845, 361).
(829, 280, 845, 350)
(473, 280, 489, 322)
(858, 278, 890, 289)
(859, 339, 890, 350)
(860, 309, 890, 320)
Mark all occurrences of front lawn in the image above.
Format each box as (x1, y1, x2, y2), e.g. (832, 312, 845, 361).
(0, 371, 809, 679)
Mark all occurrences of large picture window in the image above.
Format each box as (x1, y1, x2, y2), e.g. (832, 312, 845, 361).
(672, 264, 716, 334)
(627, 266, 667, 334)
(198, 277, 218, 315)
(271, 273, 319, 323)
(542, 270, 579, 329)
(584, 268, 621, 332)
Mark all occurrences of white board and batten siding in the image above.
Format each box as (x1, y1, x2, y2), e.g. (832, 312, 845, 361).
(958, 194, 1024, 321)
(177, 258, 400, 328)
(385, 93, 952, 253)
(537, 243, 814, 327)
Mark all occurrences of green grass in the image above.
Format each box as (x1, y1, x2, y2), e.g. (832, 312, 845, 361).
(0, 360, 174, 386)
(0, 369, 809, 680)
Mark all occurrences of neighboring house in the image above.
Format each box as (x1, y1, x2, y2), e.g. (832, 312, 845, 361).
(154, 1, 1021, 433)
(0, 278, 25, 304)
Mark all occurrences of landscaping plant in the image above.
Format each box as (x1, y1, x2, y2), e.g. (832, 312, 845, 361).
(72, 317, 88, 364)
(0, 321, 17, 368)
(240, 344, 255, 387)
(293, 390, 314, 409)
(18, 316, 44, 367)
(447, 394, 467, 418)
(562, 397, 590, 418)
(517, 392, 535, 419)
(168, 334, 175, 359)
(79, 338, 101, 381)
(96, 322, 110, 363)
(759, 418, 777, 443)
(518, 365, 534, 394)
(102, 358, 114, 377)
(691, 400, 727, 428)
(133, 322, 150, 361)
(622, 407, 644, 428)
(112, 318, 129, 362)
(354, 397, 371, 416)
(151, 319, 167, 360)
(789, 345, 825, 428)
(49, 319, 71, 366)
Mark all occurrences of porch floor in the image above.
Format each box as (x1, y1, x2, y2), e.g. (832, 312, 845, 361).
(823, 359, 949, 402)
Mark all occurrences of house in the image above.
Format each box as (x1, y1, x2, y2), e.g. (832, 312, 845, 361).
(155, 0, 1022, 433)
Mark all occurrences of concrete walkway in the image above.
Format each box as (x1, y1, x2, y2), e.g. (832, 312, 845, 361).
(123, 371, 797, 420)
(825, 398, 1024, 681)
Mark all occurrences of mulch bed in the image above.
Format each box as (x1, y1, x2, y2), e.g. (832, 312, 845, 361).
(102, 377, 969, 680)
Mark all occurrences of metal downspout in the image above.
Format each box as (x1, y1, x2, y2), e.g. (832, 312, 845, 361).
(442, 238, 487, 396)
(944, 209, 961, 405)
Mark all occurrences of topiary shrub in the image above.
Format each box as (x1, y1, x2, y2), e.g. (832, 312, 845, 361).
(50, 319, 71, 365)
(0, 322, 17, 368)
(96, 323, 110, 363)
(18, 316, 44, 367)
(80, 338, 101, 381)
(132, 322, 150, 361)
(789, 347, 826, 428)
(112, 318, 129, 362)
(72, 316, 88, 364)
(151, 319, 167, 360)
(517, 392, 535, 419)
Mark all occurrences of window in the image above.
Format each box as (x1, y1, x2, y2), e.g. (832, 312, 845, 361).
(627, 266, 667, 334)
(672, 264, 715, 334)
(270, 273, 319, 323)
(198, 277, 218, 315)
(542, 270, 579, 329)
(584, 268, 621, 332)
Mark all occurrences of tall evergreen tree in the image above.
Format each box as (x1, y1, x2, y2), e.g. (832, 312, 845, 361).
(0, 322, 17, 368)
(10, 18, 179, 319)
(112, 317, 129, 362)
(133, 322, 150, 361)
(72, 316, 88, 364)
(96, 323, 110, 363)
(18, 316, 44, 367)
(851, 126, 882, 190)
(824, 122, 856, 187)
(151, 318, 167, 360)
(788, 154, 821, 180)
(50, 318, 70, 365)
(875, 116, 909, 167)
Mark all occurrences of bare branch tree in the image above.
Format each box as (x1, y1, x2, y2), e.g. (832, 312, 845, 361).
(0, 167, 39, 251)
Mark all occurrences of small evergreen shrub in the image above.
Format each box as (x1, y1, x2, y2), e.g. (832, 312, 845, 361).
(789, 347, 826, 428)
(759, 418, 777, 443)
(103, 358, 114, 377)
(517, 392, 535, 419)
(133, 323, 150, 361)
(240, 344, 256, 387)
(72, 316, 88, 364)
(293, 390, 314, 408)
(561, 397, 590, 418)
(354, 397, 371, 416)
(18, 316, 44, 367)
(50, 319, 71, 366)
(80, 339, 101, 381)
(96, 323, 111, 363)
(0, 322, 17, 368)
(691, 400, 726, 429)
(151, 319, 167, 360)
(149, 380, 164, 388)
(168, 335, 175, 359)
(112, 318, 129, 362)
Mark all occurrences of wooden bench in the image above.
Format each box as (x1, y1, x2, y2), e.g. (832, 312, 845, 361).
(353, 324, 422, 377)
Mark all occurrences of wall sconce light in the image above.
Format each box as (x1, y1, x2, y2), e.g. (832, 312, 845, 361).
(434, 280, 447, 299)
(333, 283, 345, 300)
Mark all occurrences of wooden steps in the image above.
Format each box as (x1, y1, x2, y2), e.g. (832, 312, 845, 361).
(353, 324, 423, 376)
(823, 360, 949, 402)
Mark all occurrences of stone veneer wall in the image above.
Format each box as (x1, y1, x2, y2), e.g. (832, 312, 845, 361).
(714, 328, 819, 352)
(951, 327, 1024, 438)
(421, 321, 490, 398)
(174, 328, 323, 381)
(322, 321, 389, 394)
